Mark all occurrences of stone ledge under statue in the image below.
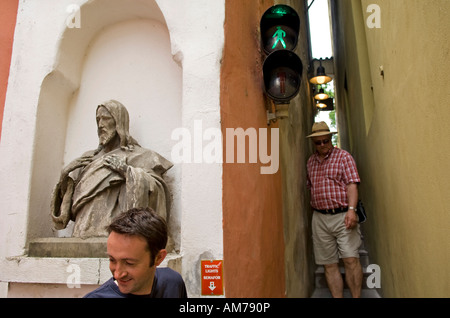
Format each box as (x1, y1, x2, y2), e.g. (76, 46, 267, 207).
(28, 237, 108, 258)
(27, 236, 175, 258)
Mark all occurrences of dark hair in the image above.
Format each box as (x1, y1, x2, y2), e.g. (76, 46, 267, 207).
(107, 207, 168, 266)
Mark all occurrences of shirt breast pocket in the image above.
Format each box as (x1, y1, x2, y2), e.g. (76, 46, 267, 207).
(325, 162, 342, 182)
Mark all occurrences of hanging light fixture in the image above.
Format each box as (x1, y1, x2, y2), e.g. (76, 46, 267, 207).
(309, 59, 332, 85)
(314, 86, 329, 100)
(315, 98, 334, 111)
(316, 100, 327, 109)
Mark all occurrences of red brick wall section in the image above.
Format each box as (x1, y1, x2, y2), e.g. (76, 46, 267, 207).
(0, 0, 19, 139)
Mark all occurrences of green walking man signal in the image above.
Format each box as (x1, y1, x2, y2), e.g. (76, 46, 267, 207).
(272, 26, 286, 49)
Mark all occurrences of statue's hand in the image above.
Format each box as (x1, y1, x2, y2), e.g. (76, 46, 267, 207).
(103, 154, 128, 176)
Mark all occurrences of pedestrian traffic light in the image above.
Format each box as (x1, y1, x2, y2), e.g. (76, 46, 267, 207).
(260, 4, 303, 105)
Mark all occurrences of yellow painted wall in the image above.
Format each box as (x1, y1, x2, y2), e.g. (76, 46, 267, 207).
(330, 0, 450, 297)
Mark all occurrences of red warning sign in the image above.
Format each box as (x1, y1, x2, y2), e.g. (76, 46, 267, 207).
(201, 260, 223, 296)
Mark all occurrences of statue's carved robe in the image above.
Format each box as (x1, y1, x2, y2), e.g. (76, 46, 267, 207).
(51, 146, 172, 238)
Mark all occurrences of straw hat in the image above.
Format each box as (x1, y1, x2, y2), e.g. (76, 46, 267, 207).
(306, 121, 337, 138)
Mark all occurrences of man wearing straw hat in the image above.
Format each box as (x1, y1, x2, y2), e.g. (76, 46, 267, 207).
(306, 122, 363, 298)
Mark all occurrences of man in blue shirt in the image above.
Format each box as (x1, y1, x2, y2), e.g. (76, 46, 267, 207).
(84, 208, 187, 298)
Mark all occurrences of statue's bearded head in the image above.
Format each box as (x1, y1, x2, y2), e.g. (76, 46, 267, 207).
(97, 106, 117, 146)
(96, 100, 139, 151)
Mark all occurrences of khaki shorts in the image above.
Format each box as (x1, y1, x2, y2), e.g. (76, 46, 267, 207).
(312, 211, 362, 265)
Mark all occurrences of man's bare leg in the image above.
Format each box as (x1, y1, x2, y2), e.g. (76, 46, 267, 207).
(342, 257, 362, 298)
(323, 263, 343, 298)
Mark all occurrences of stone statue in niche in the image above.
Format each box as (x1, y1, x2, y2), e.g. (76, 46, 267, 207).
(51, 100, 173, 239)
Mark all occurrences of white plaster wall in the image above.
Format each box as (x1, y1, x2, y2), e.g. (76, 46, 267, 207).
(157, 0, 225, 297)
(0, 0, 224, 297)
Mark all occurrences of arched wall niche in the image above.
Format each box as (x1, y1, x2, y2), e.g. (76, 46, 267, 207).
(29, 0, 182, 252)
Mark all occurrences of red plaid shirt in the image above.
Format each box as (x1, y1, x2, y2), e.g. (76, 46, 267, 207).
(307, 147, 360, 210)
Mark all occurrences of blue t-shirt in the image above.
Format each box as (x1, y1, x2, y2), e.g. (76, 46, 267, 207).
(84, 267, 187, 298)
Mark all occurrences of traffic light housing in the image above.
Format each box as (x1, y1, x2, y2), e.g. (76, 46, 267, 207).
(260, 5, 303, 105)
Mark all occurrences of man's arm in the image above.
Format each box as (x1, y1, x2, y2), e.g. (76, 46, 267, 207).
(345, 183, 358, 229)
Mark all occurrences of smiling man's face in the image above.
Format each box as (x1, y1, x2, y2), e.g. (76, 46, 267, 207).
(107, 231, 156, 295)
